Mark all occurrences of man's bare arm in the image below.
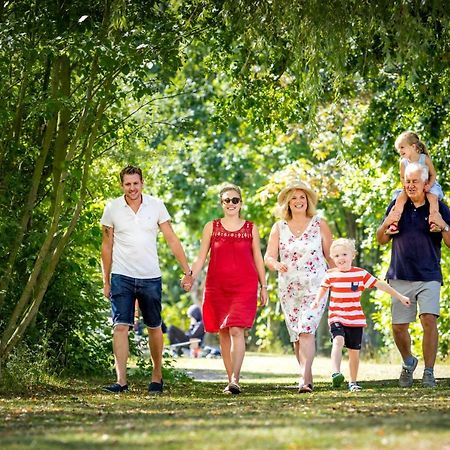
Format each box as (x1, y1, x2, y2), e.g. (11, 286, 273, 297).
(101, 225, 114, 298)
(159, 221, 191, 275)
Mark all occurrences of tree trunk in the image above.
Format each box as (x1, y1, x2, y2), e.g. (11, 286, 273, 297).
(0, 61, 59, 308)
(0, 62, 113, 364)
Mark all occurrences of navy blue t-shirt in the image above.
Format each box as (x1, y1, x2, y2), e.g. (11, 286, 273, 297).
(384, 199, 450, 283)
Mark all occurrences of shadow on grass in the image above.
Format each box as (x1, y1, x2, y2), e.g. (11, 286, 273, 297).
(2, 377, 450, 449)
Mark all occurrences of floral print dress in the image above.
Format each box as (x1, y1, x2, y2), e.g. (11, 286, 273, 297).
(277, 216, 328, 342)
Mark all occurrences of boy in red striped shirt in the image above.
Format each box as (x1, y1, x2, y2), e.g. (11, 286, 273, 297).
(315, 238, 410, 391)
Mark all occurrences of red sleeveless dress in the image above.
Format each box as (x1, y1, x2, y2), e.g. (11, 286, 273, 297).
(202, 219, 258, 332)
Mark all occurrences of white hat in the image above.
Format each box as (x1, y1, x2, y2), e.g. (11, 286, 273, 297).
(277, 181, 318, 206)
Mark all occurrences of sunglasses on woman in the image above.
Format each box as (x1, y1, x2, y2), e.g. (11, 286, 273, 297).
(222, 197, 241, 204)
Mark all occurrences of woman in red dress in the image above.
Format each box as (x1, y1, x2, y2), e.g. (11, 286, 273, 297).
(189, 184, 268, 394)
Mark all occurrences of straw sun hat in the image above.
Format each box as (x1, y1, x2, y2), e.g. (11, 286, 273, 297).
(277, 181, 318, 206)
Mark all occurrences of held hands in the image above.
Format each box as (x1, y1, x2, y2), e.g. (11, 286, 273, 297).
(274, 261, 288, 273)
(180, 272, 194, 292)
(310, 297, 324, 310)
(398, 294, 411, 307)
(259, 287, 268, 307)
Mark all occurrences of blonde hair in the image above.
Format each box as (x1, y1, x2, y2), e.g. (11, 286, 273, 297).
(395, 131, 429, 156)
(330, 238, 356, 256)
(219, 183, 242, 201)
(278, 188, 317, 220)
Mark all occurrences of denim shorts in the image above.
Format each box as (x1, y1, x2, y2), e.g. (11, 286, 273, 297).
(110, 273, 162, 328)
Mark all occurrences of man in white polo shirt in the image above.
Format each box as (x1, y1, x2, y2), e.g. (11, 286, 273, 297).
(101, 166, 192, 394)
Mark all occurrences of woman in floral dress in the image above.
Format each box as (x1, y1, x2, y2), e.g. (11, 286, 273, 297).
(265, 181, 333, 393)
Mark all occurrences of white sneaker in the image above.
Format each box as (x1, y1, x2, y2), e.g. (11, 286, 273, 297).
(348, 382, 362, 392)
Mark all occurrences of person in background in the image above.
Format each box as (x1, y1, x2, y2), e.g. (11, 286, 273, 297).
(167, 304, 205, 356)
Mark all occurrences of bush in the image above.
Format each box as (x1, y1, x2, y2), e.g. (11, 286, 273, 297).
(0, 341, 58, 391)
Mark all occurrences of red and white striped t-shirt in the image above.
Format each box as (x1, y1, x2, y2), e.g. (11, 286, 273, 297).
(321, 267, 377, 328)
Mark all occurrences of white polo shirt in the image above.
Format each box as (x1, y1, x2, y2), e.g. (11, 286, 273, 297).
(101, 194, 171, 279)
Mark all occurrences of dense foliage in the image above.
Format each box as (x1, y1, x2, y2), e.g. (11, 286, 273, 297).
(0, 0, 209, 374)
(1, 0, 450, 379)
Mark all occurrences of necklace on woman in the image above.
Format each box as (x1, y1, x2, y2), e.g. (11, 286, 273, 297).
(288, 218, 310, 236)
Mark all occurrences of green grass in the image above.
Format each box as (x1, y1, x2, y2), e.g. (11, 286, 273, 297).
(1, 356, 450, 449)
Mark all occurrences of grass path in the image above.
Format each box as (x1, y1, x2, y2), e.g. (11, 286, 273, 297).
(174, 352, 450, 383)
(1, 354, 450, 449)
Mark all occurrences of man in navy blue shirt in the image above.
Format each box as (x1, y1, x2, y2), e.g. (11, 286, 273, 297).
(377, 162, 450, 388)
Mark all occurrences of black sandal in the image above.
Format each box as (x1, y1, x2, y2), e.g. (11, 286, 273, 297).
(227, 382, 241, 394)
(298, 383, 313, 393)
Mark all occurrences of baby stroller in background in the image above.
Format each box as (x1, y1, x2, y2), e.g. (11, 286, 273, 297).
(201, 344, 221, 358)
(168, 305, 205, 357)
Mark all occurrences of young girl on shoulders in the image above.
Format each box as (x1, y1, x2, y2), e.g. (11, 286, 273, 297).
(386, 131, 443, 234)
(314, 238, 410, 392)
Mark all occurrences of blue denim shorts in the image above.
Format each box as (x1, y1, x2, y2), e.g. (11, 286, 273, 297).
(110, 274, 162, 328)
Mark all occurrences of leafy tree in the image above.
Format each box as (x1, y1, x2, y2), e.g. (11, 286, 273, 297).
(3, 0, 450, 377)
(0, 0, 207, 371)
(138, 0, 450, 355)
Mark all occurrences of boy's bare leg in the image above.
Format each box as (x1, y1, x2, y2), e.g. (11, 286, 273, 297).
(348, 349, 360, 383)
(331, 336, 344, 374)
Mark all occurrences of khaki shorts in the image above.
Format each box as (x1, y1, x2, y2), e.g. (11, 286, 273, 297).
(389, 280, 440, 324)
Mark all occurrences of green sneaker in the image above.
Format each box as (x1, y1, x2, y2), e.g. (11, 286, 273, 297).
(332, 372, 345, 388)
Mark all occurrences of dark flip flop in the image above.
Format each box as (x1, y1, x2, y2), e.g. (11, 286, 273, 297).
(148, 379, 163, 395)
(298, 383, 313, 393)
(227, 382, 241, 394)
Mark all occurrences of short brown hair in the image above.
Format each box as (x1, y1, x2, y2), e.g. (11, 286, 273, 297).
(120, 166, 143, 183)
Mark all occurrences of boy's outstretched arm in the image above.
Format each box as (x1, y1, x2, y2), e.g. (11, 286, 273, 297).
(374, 280, 410, 306)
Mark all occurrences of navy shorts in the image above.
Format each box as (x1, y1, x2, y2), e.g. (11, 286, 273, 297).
(330, 322, 363, 350)
(110, 274, 162, 328)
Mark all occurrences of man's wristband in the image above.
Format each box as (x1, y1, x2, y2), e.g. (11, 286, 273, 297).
(184, 270, 193, 276)
(260, 284, 268, 289)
